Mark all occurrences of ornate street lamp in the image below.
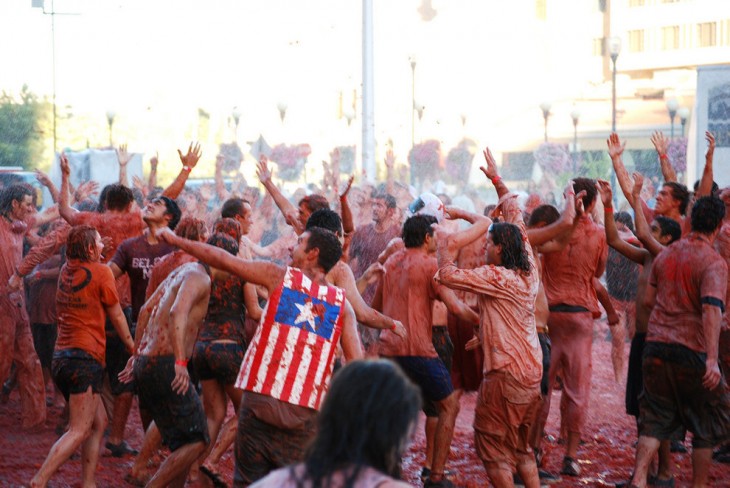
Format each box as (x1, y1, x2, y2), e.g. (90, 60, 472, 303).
(540, 101, 552, 142)
(106, 109, 116, 147)
(570, 108, 580, 173)
(666, 98, 679, 139)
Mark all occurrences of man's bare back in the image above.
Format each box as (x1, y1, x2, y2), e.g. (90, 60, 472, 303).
(136, 262, 211, 358)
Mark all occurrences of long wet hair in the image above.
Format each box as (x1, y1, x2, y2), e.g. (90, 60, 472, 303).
(296, 360, 421, 488)
(490, 222, 531, 273)
(66, 225, 99, 261)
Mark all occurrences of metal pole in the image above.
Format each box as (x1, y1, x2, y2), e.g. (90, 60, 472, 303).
(411, 60, 416, 149)
(670, 115, 675, 139)
(361, 0, 375, 183)
(51, 0, 57, 155)
(573, 121, 578, 173)
(610, 53, 618, 207)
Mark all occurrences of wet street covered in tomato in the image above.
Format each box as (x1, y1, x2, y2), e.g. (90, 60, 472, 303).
(1, 321, 728, 487)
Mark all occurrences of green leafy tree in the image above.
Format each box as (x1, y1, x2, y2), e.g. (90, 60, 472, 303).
(0, 85, 49, 168)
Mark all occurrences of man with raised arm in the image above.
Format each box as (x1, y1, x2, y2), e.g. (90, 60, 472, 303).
(155, 224, 363, 486)
(540, 175, 608, 476)
(597, 177, 681, 486)
(434, 150, 542, 488)
(373, 208, 479, 488)
(628, 196, 729, 488)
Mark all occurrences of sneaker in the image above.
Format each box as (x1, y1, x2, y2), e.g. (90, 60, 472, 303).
(538, 469, 561, 484)
(106, 441, 139, 457)
(560, 456, 581, 477)
(424, 476, 455, 488)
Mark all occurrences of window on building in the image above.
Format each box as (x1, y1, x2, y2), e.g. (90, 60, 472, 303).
(628, 29, 645, 52)
(661, 25, 680, 50)
(661, 0, 680, 3)
(698, 22, 717, 47)
(629, 0, 645, 7)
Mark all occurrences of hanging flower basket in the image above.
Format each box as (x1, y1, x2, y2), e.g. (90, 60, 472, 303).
(270, 143, 312, 181)
(408, 139, 441, 182)
(533, 142, 571, 175)
(445, 138, 477, 183)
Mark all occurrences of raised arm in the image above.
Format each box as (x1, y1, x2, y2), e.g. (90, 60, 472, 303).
(481, 147, 508, 199)
(630, 172, 665, 257)
(440, 205, 491, 253)
(214, 154, 231, 201)
(58, 153, 80, 225)
(696, 131, 716, 198)
(116, 144, 131, 187)
(527, 183, 577, 248)
(597, 179, 647, 264)
(156, 227, 284, 293)
(651, 131, 676, 183)
(339, 175, 355, 236)
(607, 133, 635, 205)
(35, 169, 60, 203)
(148, 152, 159, 191)
(161, 142, 202, 199)
(384, 148, 396, 196)
(257, 155, 303, 234)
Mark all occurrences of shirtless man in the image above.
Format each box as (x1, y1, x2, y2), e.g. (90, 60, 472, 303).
(373, 213, 479, 488)
(0, 184, 46, 429)
(155, 225, 363, 486)
(541, 177, 608, 476)
(118, 256, 217, 487)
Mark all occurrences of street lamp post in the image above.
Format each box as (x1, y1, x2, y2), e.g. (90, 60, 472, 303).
(678, 107, 690, 136)
(277, 101, 288, 123)
(608, 36, 622, 207)
(540, 101, 551, 143)
(410, 56, 417, 149)
(571, 109, 580, 174)
(666, 98, 679, 139)
(106, 110, 116, 147)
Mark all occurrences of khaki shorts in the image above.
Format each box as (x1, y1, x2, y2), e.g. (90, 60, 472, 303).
(474, 370, 541, 471)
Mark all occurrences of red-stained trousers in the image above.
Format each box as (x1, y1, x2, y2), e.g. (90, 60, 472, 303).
(0, 294, 46, 428)
(540, 311, 594, 437)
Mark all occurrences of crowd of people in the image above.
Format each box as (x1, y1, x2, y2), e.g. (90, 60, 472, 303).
(0, 130, 728, 488)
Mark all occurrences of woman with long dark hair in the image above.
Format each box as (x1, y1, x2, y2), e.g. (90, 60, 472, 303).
(252, 359, 421, 488)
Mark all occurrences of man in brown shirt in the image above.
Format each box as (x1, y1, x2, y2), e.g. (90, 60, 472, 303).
(629, 196, 730, 488)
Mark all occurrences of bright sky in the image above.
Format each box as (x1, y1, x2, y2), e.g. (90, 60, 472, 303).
(1, 0, 599, 177)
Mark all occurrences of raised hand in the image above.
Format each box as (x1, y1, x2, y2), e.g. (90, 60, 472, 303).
(631, 172, 644, 200)
(116, 144, 131, 166)
(59, 152, 70, 176)
(596, 179, 613, 208)
(706, 131, 715, 158)
(650, 131, 669, 156)
(156, 226, 176, 243)
(34, 169, 52, 188)
(177, 142, 202, 169)
(75, 180, 100, 202)
(384, 148, 396, 169)
(150, 152, 159, 170)
(132, 175, 147, 193)
(480, 147, 499, 180)
(339, 175, 354, 199)
(606, 133, 626, 159)
(256, 155, 272, 184)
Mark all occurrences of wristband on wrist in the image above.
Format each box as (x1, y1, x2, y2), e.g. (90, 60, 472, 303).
(175, 358, 188, 367)
(659, 154, 668, 160)
(182, 165, 192, 172)
(390, 321, 397, 331)
(489, 175, 501, 184)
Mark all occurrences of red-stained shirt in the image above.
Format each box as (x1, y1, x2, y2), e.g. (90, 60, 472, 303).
(55, 260, 120, 364)
(648, 233, 728, 353)
(435, 194, 542, 387)
(714, 221, 730, 330)
(542, 215, 608, 317)
(378, 248, 442, 358)
(349, 222, 401, 304)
